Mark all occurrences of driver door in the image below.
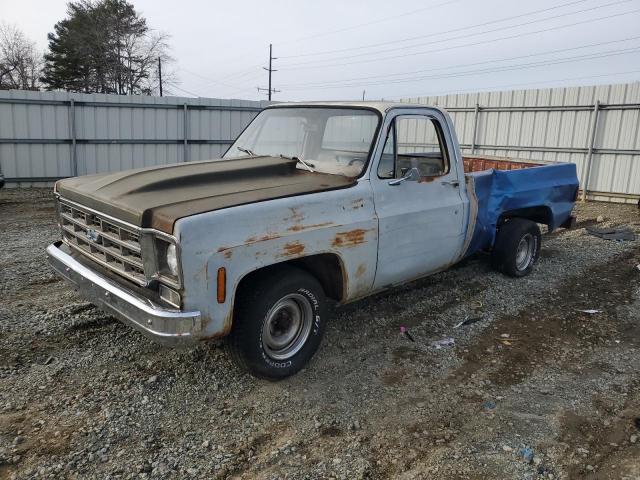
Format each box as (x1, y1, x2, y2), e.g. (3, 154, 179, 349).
(372, 111, 466, 289)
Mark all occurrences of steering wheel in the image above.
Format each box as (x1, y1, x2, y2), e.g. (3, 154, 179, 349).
(348, 158, 364, 166)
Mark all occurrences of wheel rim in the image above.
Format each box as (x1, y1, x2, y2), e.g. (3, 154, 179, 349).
(262, 293, 313, 361)
(515, 233, 535, 271)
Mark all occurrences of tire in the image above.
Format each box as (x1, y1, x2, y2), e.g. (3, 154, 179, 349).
(227, 265, 327, 380)
(491, 218, 541, 277)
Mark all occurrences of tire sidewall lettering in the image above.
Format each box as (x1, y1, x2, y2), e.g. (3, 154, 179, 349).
(257, 286, 323, 369)
(258, 328, 293, 369)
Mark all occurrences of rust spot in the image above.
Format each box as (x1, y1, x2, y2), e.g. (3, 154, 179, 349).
(342, 270, 349, 302)
(332, 229, 371, 248)
(223, 250, 233, 259)
(209, 310, 234, 339)
(285, 207, 305, 223)
(259, 233, 280, 241)
(217, 246, 231, 253)
(287, 221, 333, 232)
(278, 241, 305, 257)
(245, 233, 281, 243)
(351, 198, 365, 209)
(355, 264, 367, 278)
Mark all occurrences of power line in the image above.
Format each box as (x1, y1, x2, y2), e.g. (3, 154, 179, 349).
(277, 6, 640, 71)
(179, 68, 240, 89)
(164, 81, 202, 98)
(279, 0, 633, 69)
(278, 35, 640, 89)
(179, 67, 263, 89)
(280, 46, 640, 91)
(278, 0, 591, 59)
(275, 0, 462, 46)
(168, 66, 266, 98)
(225, 86, 262, 98)
(382, 69, 640, 100)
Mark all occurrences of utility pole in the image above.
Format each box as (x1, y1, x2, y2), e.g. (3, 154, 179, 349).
(257, 43, 280, 100)
(158, 57, 163, 97)
(267, 43, 273, 100)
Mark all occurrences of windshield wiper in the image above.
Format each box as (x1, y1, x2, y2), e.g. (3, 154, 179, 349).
(278, 154, 315, 172)
(237, 146, 256, 156)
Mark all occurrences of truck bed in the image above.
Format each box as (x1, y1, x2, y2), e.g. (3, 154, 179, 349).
(462, 155, 543, 173)
(463, 159, 579, 257)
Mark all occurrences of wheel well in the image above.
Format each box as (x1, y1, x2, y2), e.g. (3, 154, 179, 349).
(235, 254, 346, 303)
(499, 206, 553, 228)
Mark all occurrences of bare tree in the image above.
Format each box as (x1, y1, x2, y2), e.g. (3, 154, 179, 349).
(121, 31, 174, 95)
(0, 23, 43, 90)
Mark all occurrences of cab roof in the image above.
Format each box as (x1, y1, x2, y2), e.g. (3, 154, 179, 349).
(265, 101, 442, 115)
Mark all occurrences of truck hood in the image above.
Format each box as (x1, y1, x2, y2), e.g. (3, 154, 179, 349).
(55, 156, 354, 234)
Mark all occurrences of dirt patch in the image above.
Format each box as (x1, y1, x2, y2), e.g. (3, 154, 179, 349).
(558, 390, 640, 479)
(452, 248, 640, 387)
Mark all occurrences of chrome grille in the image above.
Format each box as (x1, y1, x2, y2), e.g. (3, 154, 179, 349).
(57, 198, 147, 285)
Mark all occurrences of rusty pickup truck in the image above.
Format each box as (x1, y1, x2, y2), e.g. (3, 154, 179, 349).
(47, 102, 578, 379)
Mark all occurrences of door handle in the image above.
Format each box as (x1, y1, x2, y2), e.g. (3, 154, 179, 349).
(441, 180, 460, 187)
(388, 167, 420, 186)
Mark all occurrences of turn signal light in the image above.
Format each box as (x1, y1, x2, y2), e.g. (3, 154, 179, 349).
(217, 267, 226, 304)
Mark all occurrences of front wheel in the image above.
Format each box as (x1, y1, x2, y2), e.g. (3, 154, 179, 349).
(491, 218, 541, 277)
(227, 265, 327, 380)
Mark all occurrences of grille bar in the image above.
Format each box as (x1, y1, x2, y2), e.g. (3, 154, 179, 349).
(57, 198, 147, 286)
(60, 212, 141, 253)
(60, 225, 144, 269)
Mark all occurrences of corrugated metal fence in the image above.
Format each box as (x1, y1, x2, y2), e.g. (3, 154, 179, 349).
(2, 84, 639, 202)
(0, 90, 268, 186)
(401, 82, 640, 203)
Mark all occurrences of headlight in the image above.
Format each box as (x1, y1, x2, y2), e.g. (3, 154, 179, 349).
(166, 243, 179, 277)
(149, 236, 181, 286)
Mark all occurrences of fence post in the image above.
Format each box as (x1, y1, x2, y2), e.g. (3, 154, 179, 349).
(581, 100, 601, 202)
(69, 98, 78, 176)
(183, 103, 189, 162)
(471, 103, 480, 154)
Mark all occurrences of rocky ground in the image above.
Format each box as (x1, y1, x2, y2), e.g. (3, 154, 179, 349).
(1, 188, 639, 480)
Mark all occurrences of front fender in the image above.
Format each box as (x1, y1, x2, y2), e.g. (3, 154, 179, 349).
(175, 181, 378, 340)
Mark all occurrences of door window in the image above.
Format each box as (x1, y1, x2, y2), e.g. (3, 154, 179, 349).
(378, 115, 449, 179)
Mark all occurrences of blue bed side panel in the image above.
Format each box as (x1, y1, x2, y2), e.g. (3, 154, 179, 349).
(466, 163, 579, 256)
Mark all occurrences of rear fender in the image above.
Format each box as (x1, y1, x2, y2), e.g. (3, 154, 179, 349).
(498, 206, 554, 229)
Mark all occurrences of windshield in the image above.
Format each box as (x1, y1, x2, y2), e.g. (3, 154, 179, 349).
(223, 107, 380, 177)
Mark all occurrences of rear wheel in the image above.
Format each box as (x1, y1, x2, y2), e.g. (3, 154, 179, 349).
(227, 265, 327, 380)
(491, 218, 541, 277)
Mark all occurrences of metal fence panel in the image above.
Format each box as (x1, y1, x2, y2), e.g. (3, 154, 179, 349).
(405, 81, 640, 203)
(0, 90, 267, 185)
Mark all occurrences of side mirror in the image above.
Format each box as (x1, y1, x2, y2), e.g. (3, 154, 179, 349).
(388, 167, 420, 186)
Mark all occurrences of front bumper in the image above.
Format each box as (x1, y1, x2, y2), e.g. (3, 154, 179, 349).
(46, 241, 202, 345)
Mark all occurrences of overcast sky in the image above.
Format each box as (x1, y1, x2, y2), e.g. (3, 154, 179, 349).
(2, 0, 640, 101)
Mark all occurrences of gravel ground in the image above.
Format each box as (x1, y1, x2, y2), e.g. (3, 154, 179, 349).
(1, 188, 639, 480)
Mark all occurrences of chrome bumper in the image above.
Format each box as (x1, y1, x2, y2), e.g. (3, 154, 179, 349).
(46, 241, 202, 345)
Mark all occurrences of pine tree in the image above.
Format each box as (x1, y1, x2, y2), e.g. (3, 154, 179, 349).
(41, 0, 170, 94)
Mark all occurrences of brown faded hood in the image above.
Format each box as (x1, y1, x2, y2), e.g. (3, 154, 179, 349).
(55, 156, 354, 233)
